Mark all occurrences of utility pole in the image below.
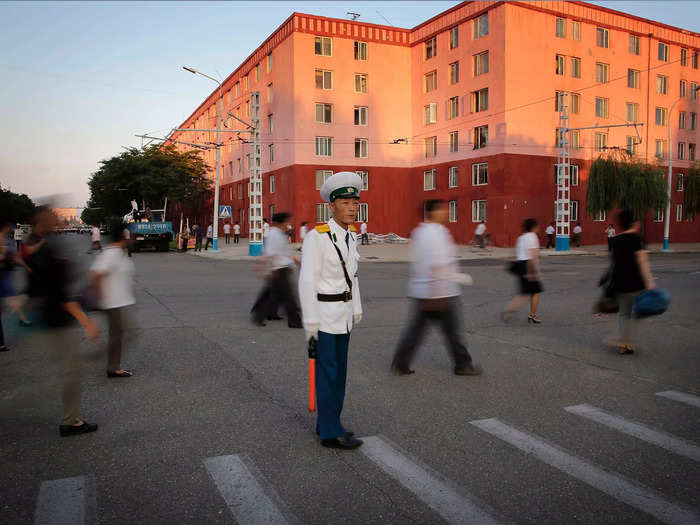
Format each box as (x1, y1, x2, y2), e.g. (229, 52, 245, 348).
(555, 92, 571, 251)
(249, 92, 263, 256)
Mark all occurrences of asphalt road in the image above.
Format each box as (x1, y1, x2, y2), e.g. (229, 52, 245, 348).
(1, 234, 699, 525)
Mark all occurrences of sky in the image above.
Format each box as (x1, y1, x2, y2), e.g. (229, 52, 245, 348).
(0, 1, 698, 207)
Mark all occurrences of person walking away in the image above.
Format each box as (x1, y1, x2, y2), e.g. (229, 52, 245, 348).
(89, 225, 102, 253)
(24, 207, 100, 436)
(262, 218, 270, 246)
(572, 223, 582, 247)
(91, 220, 135, 377)
(252, 213, 302, 328)
(123, 226, 132, 257)
(14, 224, 24, 252)
(502, 218, 544, 323)
(360, 221, 368, 246)
(181, 225, 190, 253)
(0, 221, 33, 333)
(298, 222, 308, 252)
(204, 224, 213, 250)
(286, 223, 294, 243)
(607, 210, 654, 355)
(224, 222, 231, 245)
(605, 224, 616, 252)
(299, 171, 364, 450)
(474, 220, 487, 249)
(233, 222, 240, 244)
(193, 224, 203, 251)
(391, 200, 481, 377)
(545, 222, 555, 249)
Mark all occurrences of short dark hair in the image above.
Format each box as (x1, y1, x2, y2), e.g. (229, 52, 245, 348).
(272, 212, 290, 224)
(424, 199, 445, 213)
(523, 218, 538, 232)
(109, 219, 126, 243)
(618, 209, 637, 230)
(301, 221, 307, 226)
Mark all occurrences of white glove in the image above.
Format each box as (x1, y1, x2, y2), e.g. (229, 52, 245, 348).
(453, 272, 473, 286)
(353, 313, 362, 325)
(304, 323, 319, 342)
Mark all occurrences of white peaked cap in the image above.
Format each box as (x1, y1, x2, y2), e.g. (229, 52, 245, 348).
(320, 171, 363, 203)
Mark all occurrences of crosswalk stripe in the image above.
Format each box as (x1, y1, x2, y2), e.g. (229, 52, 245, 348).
(360, 435, 502, 525)
(203, 454, 291, 525)
(35, 475, 96, 525)
(565, 404, 700, 462)
(656, 390, 700, 408)
(470, 418, 700, 525)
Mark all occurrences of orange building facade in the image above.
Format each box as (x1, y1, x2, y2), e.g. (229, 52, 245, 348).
(171, 1, 700, 246)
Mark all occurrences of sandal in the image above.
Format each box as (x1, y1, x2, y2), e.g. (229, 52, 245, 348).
(618, 345, 635, 355)
(106, 370, 133, 378)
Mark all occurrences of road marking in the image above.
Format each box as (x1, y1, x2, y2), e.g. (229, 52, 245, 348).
(470, 418, 700, 525)
(360, 435, 502, 525)
(656, 390, 700, 408)
(565, 404, 700, 462)
(35, 475, 96, 525)
(203, 454, 291, 525)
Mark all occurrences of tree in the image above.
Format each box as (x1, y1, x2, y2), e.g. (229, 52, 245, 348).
(82, 144, 212, 225)
(683, 163, 700, 217)
(0, 186, 36, 224)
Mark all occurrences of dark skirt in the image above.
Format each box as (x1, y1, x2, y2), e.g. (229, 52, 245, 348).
(514, 260, 543, 295)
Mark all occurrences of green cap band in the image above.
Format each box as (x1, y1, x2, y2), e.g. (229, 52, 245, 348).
(330, 186, 360, 201)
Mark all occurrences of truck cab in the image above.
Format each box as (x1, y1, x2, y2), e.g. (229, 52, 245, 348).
(124, 199, 173, 252)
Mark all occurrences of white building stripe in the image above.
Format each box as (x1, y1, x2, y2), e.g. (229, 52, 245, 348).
(35, 475, 96, 525)
(203, 454, 291, 525)
(656, 390, 700, 408)
(360, 435, 502, 525)
(565, 404, 700, 462)
(471, 418, 700, 525)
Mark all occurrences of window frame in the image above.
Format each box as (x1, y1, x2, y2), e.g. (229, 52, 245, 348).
(448, 96, 459, 119)
(354, 41, 368, 61)
(423, 102, 438, 125)
(354, 73, 368, 93)
(595, 62, 610, 83)
(594, 132, 608, 152)
(595, 97, 609, 118)
(471, 200, 487, 222)
(448, 166, 459, 188)
(570, 200, 579, 222)
(628, 68, 640, 88)
(315, 69, 333, 90)
(424, 70, 438, 92)
(449, 131, 459, 153)
(357, 170, 369, 191)
(356, 203, 369, 223)
(269, 174, 275, 194)
(314, 36, 332, 56)
(425, 36, 437, 60)
(449, 61, 460, 84)
(658, 42, 669, 62)
(315, 103, 333, 124)
(449, 26, 459, 49)
(424, 137, 437, 158)
(571, 21, 580, 41)
(473, 50, 489, 76)
(655, 107, 667, 126)
(268, 144, 274, 164)
(629, 34, 641, 55)
(315, 170, 333, 190)
(473, 13, 488, 39)
(570, 56, 581, 78)
(354, 106, 368, 126)
(448, 201, 458, 223)
(472, 162, 488, 186)
(656, 74, 668, 95)
(315, 136, 333, 157)
(596, 27, 609, 48)
(423, 169, 437, 191)
(556, 54, 566, 76)
(354, 138, 368, 159)
(473, 125, 488, 149)
(555, 17, 566, 38)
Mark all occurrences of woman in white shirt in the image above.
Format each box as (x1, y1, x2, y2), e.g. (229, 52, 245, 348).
(91, 220, 135, 377)
(503, 218, 543, 323)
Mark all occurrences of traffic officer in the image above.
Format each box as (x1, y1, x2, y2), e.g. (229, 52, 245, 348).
(299, 171, 364, 450)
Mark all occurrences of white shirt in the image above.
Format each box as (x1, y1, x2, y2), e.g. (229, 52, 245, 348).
(299, 218, 362, 334)
(263, 222, 270, 237)
(206, 225, 213, 238)
(264, 227, 294, 270)
(545, 225, 555, 235)
(573, 225, 582, 234)
(516, 232, 539, 261)
(224, 224, 231, 234)
(408, 222, 460, 299)
(606, 227, 616, 238)
(360, 222, 367, 234)
(123, 228, 130, 240)
(475, 223, 486, 236)
(91, 227, 101, 242)
(300, 225, 308, 240)
(14, 228, 23, 241)
(233, 224, 241, 234)
(91, 246, 135, 310)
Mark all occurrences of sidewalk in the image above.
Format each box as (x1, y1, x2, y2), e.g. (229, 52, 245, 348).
(185, 239, 700, 263)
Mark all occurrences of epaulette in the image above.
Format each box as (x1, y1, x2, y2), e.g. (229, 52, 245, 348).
(315, 224, 331, 233)
(348, 225, 357, 233)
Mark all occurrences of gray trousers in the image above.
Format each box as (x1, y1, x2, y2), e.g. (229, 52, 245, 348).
(40, 328, 81, 425)
(617, 292, 641, 344)
(106, 307, 125, 372)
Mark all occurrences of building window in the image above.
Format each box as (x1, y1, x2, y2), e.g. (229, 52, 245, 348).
(556, 54, 565, 75)
(316, 203, 331, 223)
(448, 166, 459, 188)
(315, 137, 333, 157)
(677, 173, 685, 191)
(473, 125, 488, 149)
(626, 102, 639, 122)
(474, 13, 488, 38)
(267, 54, 273, 73)
(572, 21, 580, 41)
(357, 170, 369, 191)
(570, 165, 579, 186)
(680, 48, 688, 66)
(244, 76, 248, 91)
(234, 82, 240, 97)
(596, 62, 610, 83)
(315, 69, 333, 90)
(655, 107, 667, 126)
(693, 51, 699, 69)
(315, 170, 333, 190)
(424, 70, 437, 92)
(267, 83, 273, 102)
(228, 160, 233, 177)
(448, 201, 458, 223)
(555, 17, 566, 38)
(629, 34, 641, 55)
(678, 142, 686, 160)
(680, 79, 687, 98)
(691, 112, 697, 130)
(448, 96, 459, 119)
(570, 200, 579, 222)
(354, 41, 367, 60)
(315, 36, 332, 56)
(315, 103, 332, 123)
(423, 169, 436, 190)
(594, 132, 608, 152)
(626, 136, 638, 156)
(692, 83, 698, 100)
(269, 144, 274, 164)
(449, 26, 459, 49)
(555, 91, 565, 112)
(269, 174, 275, 194)
(676, 204, 683, 222)
(474, 51, 489, 76)
(470, 88, 488, 113)
(268, 114, 274, 133)
(656, 75, 668, 94)
(655, 139, 667, 159)
(449, 61, 459, 84)
(571, 57, 581, 78)
(571, 130, 580, 149)
(237, 157, 241, 173)
(245, 100, 250, 117)
(354, 106, 368, 126)
(423, 102, 438, 125)
(679, 111, 687, 129)
(255, 64, 260, 81)
(354, 73, 368, 93)
(425, 36, 437, 59)
(354, 138, 368, 158)
(595, 97, 609, 118)
(238, 183, 243, 199)
(658, 42, 669, 61)
(472, 163, 488, 185)
(449, 131, 459, 152)
(570, 92, 580, 114)
(596, 27, 609, 48)
(424, 137, 437, 158)
(628, 69, 640, 88)
(356, 203, 369, 223)
(472, 200, 487, 222)
(690, 143, 696, 161)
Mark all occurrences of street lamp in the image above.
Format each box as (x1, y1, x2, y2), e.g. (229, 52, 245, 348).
(665, 84, 700, 251)
(183, 65, 223, 251)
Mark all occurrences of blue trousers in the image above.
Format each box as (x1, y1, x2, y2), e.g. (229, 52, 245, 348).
(315, 331, 350, 440)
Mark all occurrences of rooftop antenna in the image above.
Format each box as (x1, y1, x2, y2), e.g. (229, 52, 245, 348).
(347, 12, 360, 21)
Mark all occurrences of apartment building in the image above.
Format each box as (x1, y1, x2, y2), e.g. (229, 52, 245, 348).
(171, 1, 700, 245)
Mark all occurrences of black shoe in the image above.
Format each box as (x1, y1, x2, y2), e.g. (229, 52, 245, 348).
(59, 421, 98, 437)
(288, 323, 303, 329)
(391, 365, 415, 376)
(252, 318, 266, 327)
(0, 346, 9, 352)
(455, 364, 482, 376)
(267, 315, 283, 320)
(321, 436, 363, 449)
(317, 429, 355, 438)
(106, 370, 133, 378)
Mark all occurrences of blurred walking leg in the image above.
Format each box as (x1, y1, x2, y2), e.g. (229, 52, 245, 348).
(616, 292, 637, 350)
(44, 329, 81, 425)
(392, 300, 429, 372)
(106, 308, 123, 373)
(438, 298, 472, 369)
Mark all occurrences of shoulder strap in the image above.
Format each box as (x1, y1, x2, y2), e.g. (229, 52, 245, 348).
(325, 231, 353, 292)
(315, 224, 330, 233)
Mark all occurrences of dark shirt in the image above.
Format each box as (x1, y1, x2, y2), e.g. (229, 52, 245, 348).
(25, 234, 73, 327)
(611, 233, 645, 293)
(193, 226, 202, 239)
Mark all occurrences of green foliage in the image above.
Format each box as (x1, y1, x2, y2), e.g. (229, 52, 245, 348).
(586, 154, 668, 218)
(83, 144, 212, 225)
(684, 163, 700, 216)
(0, 186, 36, 224)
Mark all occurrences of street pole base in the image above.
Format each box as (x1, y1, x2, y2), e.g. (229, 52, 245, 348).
(555, 236, 570, 251)
(211, 239, 218, 251)
(662, 238, 670, 251)
(249, 243, 263, 256)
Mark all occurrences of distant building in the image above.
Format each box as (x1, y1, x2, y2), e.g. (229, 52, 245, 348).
(52, 208, 82, 225)
(171, 1, 700, 245)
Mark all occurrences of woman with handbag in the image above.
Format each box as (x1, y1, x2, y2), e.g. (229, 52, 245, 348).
(502, 218, 544, 323)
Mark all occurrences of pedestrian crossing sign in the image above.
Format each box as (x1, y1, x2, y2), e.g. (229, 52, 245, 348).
(219, 206, 232, 218)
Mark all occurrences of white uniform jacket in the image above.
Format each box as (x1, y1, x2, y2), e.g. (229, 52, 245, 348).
(299, 218, 362, 334)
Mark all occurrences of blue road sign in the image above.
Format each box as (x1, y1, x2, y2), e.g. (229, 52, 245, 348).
(219, 205, 232, 218)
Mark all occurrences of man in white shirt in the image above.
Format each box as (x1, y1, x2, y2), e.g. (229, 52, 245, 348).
(123, 226, 132, 257)
(262, 218, 270, 245)
(545, 222, 555, 249)
(360, 221, 368, 245)
(605, 223, 616, 251)
(474, 221, 487, 249)
(223, 222, 231, 244)
(205, 224, 213, 250)
(89, 226, 102, 253)
(572, 222, 582, 247)
(14, 224, 24, 252)
(392, 199, 481, 377)
(233, 222, 241, 244)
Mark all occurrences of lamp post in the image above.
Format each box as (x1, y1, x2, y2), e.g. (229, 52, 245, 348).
(183, 66, 222, 251)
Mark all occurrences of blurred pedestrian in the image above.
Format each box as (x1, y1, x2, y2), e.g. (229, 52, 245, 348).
(391, 199, 481, 376)
(123, 225, 132, 257)
(0, 221, 32, 333)
(91, 219, 135, 377)
(224, 222, 231, 244)
(14, 223, 24, 252)
(24, 207, 100, 436)
(360, 221, 368, 245)
(474, 220, 487, 249)
(262, 218, 270, 246)
(287, 223, 294, 243)
(545, 222, 555, 249)
(298, 222, 308, 252)
(89, 225, 102, 253)
(607, 210, 655, 355)
(181, 225, 190, 253)
(605, 223, 616, 252)
(233, 221, 240, 244)
(572, 222, 582, 247)
(193, 223, 203, 251)
(502, 218, 543, 323)
(205, 224, 213, 250)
